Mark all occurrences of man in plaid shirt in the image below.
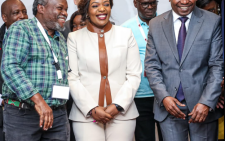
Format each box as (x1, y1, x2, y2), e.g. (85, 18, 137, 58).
(1, 0, 69, 140)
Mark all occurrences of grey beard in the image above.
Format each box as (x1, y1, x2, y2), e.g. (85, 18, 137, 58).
(46, 21, 65, 31)
(55, 22, 66, 31)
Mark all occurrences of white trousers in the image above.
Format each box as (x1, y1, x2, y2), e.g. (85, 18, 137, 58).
(72, 119, 136, 141)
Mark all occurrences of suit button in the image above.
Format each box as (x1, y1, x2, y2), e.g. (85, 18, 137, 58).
(101, 30, 104, 33)
(175, 87, 177, 91)
(180, 69, 183, 72)
(103, 76, 107, 79)
(100, 34, 104, 37)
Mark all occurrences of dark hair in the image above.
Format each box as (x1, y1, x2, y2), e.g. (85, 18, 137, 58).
(196, 0, 219, 8)
(33, 0, 48, 16)
(78, 0, 113, 21)
(70, 11, 81, 31)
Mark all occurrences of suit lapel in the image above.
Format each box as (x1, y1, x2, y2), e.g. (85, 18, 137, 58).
(180, 7, 203, 65)
(161, 11, 179, 64)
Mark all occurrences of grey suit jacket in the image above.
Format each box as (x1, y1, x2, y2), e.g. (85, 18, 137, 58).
(145, 7, 224, 122)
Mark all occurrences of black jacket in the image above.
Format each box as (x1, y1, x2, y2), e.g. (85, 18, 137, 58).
(0, 23, 6, 127)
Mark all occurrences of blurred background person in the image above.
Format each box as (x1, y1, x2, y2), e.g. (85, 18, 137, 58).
(67, 0, 142, 140)
(61, 0, 77, 39)
(122, 0, 162, 141)
(0, 0, 28, 141)
(196, 0, 221, 15)
(70, 11, 87, 32)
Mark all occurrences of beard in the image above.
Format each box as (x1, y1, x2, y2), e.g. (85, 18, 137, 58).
(45, 15, 66, 31)
(53, 22, 66, 31)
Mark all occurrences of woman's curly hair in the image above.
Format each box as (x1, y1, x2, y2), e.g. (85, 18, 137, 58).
(78, 0, 113, 21)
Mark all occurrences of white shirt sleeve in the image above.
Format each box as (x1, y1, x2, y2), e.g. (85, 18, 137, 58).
(0, 94, 3, 106)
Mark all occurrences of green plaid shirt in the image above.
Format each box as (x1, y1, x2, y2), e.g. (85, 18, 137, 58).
(1, 18, 68, 106)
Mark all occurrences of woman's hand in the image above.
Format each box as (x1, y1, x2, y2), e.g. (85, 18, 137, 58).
(91, 106, 113, 124)
(105, 104, 119, 118)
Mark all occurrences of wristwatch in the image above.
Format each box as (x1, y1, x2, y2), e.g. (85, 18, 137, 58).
(114, 104, 124, 112)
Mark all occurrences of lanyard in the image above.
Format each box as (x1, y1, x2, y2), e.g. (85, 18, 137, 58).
(136, 15, 147, 43)
(36, 18, 63, 80)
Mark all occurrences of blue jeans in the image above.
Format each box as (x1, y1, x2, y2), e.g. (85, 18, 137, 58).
(3, 103, 70, 141)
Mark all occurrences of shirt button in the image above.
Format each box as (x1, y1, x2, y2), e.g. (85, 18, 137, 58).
(100, 34, 104, 37)
(101, 30, 104, 33)
(103, 76, 107, 79)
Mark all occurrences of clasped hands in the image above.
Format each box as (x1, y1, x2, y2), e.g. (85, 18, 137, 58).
(91, 104, 119, 124)
(163, 96, 209, 123)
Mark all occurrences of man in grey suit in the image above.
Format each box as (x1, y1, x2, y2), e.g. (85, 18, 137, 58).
(145, 0, 224, 140)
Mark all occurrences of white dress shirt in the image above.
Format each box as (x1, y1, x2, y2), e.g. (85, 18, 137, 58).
(173, 11, 192, 43)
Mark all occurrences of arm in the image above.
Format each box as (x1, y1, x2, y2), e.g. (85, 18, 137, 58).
(67, 33, 99, 117)
(198, 17, 224, 111)
(189, 17, 224, 123)
(144, 23, 170, 106)
(1, 25, 39, 100)
(112, 31, 142, 114)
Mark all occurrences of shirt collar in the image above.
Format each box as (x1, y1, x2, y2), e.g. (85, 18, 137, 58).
(138, 15, 147, 26)
(44, 29, 60, 39)
(138, 13, 157, 26)
(172, 10, 192, 23)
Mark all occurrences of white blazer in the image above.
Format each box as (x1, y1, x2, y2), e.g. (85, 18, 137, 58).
(67, 25, 142, 122)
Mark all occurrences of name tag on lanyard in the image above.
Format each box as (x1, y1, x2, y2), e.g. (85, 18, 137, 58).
(36, 18, 69, 99)
(52, 85, 69, 100)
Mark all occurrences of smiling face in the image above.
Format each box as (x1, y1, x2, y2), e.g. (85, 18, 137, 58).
(43, 0, 68, 31)
(169, 0, 197, 16)
(88, 0, 111, 28)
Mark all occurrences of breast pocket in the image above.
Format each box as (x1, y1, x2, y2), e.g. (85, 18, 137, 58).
(193, 39, 210, 45)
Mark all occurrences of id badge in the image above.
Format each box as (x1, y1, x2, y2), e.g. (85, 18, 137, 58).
(52, 85, 69, 100)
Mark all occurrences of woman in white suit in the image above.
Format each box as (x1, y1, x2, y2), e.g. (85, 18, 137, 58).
(67, 0, 142, 140)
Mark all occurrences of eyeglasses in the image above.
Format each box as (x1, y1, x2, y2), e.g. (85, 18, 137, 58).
(136, 0, 158, 8)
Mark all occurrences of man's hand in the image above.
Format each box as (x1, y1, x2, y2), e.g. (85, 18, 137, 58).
(105, 104, 119, 118)
(91, 106, 113, 124)
(188, 103, 209, 123)
(31, 93, 53, 130)
(216, 95, 224, 109)
(163, 96, 186, 119)
(216, 78, 224, 109)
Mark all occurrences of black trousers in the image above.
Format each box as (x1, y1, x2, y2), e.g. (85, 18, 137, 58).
(3, 103, 70, 141)
(0, 107, 4, 141)
(134, 97, 163, 141)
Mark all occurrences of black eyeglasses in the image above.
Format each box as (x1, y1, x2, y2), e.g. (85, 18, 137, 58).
(136, 0, 158, 8)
